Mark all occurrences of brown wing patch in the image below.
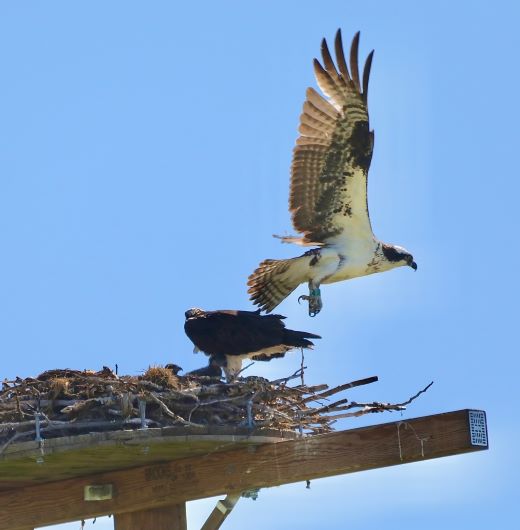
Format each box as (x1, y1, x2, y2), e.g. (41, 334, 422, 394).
(289, 30, 375, 245)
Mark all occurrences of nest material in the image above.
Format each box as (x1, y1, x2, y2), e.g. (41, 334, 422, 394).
(0, 366, 432, 452)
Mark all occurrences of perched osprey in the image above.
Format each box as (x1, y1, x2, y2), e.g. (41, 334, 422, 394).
(184, 308, 320, 381)
(248, 30, 417, 316)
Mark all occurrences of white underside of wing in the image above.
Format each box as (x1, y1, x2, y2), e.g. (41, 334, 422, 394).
(223, 346, 295, 379)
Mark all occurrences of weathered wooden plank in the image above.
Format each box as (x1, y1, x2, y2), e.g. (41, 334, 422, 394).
(0, 409, 487, 530)
(200, 494, 241, 530)
(114, 503, 187, 530)
(0, 428, 295, 491)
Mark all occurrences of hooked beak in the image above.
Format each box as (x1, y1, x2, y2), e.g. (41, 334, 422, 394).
(410, 261, 418, 271)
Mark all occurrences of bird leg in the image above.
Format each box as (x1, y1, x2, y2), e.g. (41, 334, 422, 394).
(222, 356, 243, 383)
(298, 282, 322, 317)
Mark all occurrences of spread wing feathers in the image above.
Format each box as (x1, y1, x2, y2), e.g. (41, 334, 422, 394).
(247, 254, 313, 313)
(184, 309, 320, 357)
(289, 30, 375, 246)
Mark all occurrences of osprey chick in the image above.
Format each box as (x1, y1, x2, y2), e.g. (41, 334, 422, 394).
(184, 308, 320, 381)
(186, 357, 223, 379)
(248, 30, 417, 316)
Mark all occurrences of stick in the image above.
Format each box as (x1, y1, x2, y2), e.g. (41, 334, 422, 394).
(269, 367, 306, 386)
(300, 348, 305, 386)
(302, 376, 379, 403)
(300, 398, 350, 416)
(236, 362, 255, 377)
(394, 381, 434, 406)
(147, 393, 204, 428)
(322, 382, 434, 420)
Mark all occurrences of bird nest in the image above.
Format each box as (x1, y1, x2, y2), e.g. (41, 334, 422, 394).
(0, 366, 432, 452)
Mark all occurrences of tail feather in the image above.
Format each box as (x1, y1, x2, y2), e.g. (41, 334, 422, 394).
(273, 234, 322, 246)
(283, 329, 321, 348)
(247, 256, 309, 313)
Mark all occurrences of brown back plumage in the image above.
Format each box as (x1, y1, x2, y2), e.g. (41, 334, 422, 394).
(184, 308, 320, 356)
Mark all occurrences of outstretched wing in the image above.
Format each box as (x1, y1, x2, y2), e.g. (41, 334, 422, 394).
(289, 30, 375, 246)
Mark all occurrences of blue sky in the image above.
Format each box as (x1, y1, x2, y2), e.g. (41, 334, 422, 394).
(0, 1, 518, 528)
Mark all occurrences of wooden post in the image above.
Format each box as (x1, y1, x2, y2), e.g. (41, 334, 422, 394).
(114, 504, 187, 530)
(200, 494, 241, 530)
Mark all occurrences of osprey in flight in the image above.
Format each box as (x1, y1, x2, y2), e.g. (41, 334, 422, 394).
(184, 308, 320, 381)
(248, 30, 417, 316)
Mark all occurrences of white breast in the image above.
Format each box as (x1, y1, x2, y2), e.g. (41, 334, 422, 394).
(322, 238, 380, 283)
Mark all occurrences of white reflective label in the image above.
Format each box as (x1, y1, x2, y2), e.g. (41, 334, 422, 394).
(469, 410, 488, 447)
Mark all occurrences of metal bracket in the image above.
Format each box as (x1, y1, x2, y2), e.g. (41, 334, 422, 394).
(200, 493, 241, 530)
(138, 399, 148, 429)
(34, 412, 43, 442)
(246, 400, 254, 428)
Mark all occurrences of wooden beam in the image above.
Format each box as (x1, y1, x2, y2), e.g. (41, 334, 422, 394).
(0, 409, 487, 530)
(0, 428, 295, 491)
(200, 494, 241, 530)
(114, 503, 187, 530)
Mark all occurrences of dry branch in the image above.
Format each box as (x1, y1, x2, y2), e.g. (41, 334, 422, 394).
(301, 376, 379, 404)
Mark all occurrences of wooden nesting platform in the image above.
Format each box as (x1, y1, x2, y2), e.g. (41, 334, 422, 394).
(0, 368, 489, 529)
(0, 409, 488, 530)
